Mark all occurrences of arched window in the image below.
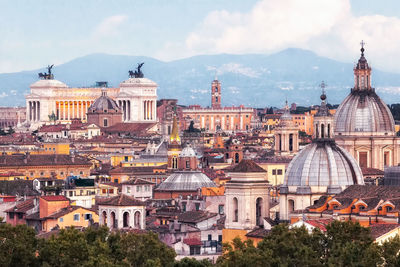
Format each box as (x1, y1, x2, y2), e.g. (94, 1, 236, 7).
(123, 212, 130, 228)
(289, 134, 293, 151)
(233, 197, 238, 222)
(110, 211, 116, 229)
(235, 153, 240, 164)
(256, 198, 263, 226)
(172, 156, 178, 169)
(327, 124, 331, 138)
(288, 199, 295, 213)
(278, 134, 282, 151)
(134, 211, 141, 228)
(321, 124, 325, 138)
(315, 124, 319, 138)
(102, 211, 107, 226)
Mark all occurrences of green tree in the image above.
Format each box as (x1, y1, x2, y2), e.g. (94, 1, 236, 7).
(113, 231, 176, 267)
(217, 237, 267, 267)
(174, 257, 213, 267)
(381, 235, 400, 267)
(38, 227, 90, 267)
(323, 220, 382, 267)
(0, 224, 39, 267)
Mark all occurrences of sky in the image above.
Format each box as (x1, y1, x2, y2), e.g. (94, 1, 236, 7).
(1, 0, 400, 73)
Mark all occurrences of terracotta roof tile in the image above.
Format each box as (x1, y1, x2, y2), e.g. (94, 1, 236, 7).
(177, 210, 217, 224)
(5, 198, 35, 213)
(369, 224, 400, 239)
(98, 194, 145, 206)
(41, 195, 69, 202)
(183, 238, 202, 246)
(0, 154, 91, 167)
(227, 159, 266, 173)
(122, 178, 155, 185)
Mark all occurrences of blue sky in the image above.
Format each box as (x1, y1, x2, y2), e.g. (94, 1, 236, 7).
(1, 0, 400, 73)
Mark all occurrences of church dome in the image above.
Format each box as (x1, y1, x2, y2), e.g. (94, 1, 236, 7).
(284, 140, 364, 188)
(88, 89, 120, 113)
(334, 45, 395, 135)
(156, 171, 216, 192)
(334, 91, 394, 135)
(180, 146, 196, 157)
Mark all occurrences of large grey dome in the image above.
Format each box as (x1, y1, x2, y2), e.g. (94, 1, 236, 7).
(156, 171, 216, 191)
(334, 91, 395, 135)
(284, 141, 364, 188)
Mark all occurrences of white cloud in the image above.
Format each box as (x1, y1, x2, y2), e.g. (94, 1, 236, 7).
(0, 92, 8, 98)
(161, 0, 400, 72)
(93, 15, 128, 39)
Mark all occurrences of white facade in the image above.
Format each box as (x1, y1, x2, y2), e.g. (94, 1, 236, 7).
(99, 204, 146, 230)
(225, 171, 270, 230)
(25, 77, 157, 130)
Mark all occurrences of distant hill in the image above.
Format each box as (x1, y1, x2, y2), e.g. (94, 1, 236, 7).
(1, 48, 400, 108)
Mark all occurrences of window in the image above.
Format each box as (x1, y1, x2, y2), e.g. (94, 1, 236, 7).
(127, 187, 131, 194)
(272, 170, 277, 175)
(84, 214, 92, 220)
(109, 189, 114, 194)
(208, 234, 212, 241)
(186, 160, 190, 169)
(195, 203, 200, 211)
(60, 172, 64, 176)
(190, 246, 201, 255)
(69, 191, 73, 197)
(59, 218, 64, 222)
(277, 169, 283, 175)
(102, 189, 106, 194)
(73, 214, 80, 221)
(9, 213, 14, 219)
(218, 205, 224, 215)
(137, 186, 141, 192)
(80, 171, 83, 175)
(182, 202, 186, 212)
(103, 118, 108, 127)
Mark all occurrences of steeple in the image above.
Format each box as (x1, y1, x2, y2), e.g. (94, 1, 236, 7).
(353, 40, 372, 90)
(169, 113, 181, 144)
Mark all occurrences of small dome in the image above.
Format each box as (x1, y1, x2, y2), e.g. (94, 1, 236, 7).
(30, 79, 68, 88)
(88, 90, 120, 113)
(180, 146, 196, 157)
(334, 91, 395, 134)
(284, 141, 364, 188)
(156, 171, 216, 191)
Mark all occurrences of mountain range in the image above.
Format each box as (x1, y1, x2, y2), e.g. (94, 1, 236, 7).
(1, 48, 400, 108)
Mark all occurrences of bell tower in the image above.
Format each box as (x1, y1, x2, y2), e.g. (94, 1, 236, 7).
(274, 100, 299, 156)
(211, 77, 221, 109)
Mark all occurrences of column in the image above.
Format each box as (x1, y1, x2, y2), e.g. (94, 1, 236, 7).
(37, 101, 40, 121)
(53, 101, 56, 118)
(67, 101, 70, 121)
(62, 102, 65, 121)
(28, 102, 31, 121)
(128, 100, 131, 121)
(33, 101, 36, 121)
(123, 100, 126, 121)
(143, 101, 146, 121)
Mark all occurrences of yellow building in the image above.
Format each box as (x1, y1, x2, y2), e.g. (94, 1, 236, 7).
(0, 172, 26, 181)
(42, 206, 99, 232)
(41, 142, 70, 155)
(258, 161, 289, 186)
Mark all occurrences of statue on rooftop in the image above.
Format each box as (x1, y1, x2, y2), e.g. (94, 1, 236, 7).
(128, 62, 144, 78)
(38, 64, 54, 80)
